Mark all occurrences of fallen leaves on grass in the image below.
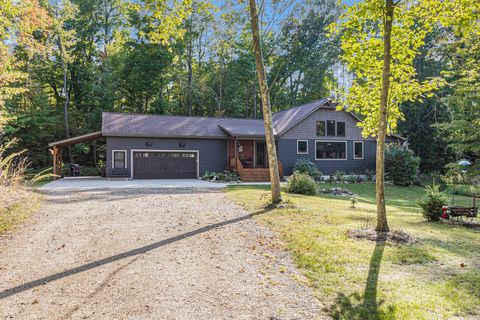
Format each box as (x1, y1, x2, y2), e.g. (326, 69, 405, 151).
(348, 228, 417, 244)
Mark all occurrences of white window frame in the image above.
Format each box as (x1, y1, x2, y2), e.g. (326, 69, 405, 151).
(297, 140, 308, 154)
(315, 140, 347, 161)
(112, 150, 127, 169)
(353, 141, 364, 160)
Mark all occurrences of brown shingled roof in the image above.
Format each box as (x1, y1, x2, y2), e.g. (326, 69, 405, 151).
(102, 112, 270, 138)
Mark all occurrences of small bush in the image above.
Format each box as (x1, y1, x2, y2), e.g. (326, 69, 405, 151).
(334, 170, 346, 181)
(418, 185, 448, 221)
(365, 169, 375, 182)
(80, 167, 100, 176)
(201, 170, 240, 182)
(285, 171, 317, 195)
(293, 158, 321, 179)
(385, 144, 420, 186)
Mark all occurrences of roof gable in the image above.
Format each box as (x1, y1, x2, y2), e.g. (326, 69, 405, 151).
(272, 99, 330, 135)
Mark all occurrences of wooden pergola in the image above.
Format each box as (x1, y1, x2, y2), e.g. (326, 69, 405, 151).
(48, 131, 103, 178)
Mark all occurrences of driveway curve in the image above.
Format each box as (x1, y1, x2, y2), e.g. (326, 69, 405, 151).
(0, 188, 322, 319)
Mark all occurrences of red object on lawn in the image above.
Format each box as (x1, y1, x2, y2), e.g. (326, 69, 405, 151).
(442, 206, 449, 219)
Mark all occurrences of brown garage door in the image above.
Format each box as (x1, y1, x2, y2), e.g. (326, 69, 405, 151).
(133, 151, 197, 179)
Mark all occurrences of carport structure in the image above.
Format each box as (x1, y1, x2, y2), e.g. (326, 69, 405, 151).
(48, 131, 103, 178)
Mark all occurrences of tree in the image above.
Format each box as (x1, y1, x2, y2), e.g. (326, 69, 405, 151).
(248, 0, 281, 203)
(435, 23, 480, 160)
(49, 0, 79, 163)
(328, 0, 478, 231)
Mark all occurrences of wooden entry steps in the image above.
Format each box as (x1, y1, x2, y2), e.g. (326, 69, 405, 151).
(240, 168, 271, 182)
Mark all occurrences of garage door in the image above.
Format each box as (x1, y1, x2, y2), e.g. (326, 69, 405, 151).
(133, 151, 198, 179)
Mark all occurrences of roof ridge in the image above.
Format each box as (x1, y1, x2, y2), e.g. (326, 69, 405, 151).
(102, 111, 263, 122)
(273, 98, 329, 116)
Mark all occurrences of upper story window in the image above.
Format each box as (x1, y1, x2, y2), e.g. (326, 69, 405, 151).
(327, 120, 336, 136)
(317, 120, 346, 137)
(337, 122, 345, 137)
(316, 121, 325, 136)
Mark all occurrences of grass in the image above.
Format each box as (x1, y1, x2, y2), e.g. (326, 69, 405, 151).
(0, 186, 43, 234)
(226, 183, 480, 320)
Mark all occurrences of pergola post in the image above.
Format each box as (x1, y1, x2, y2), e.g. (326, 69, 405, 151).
(49, 146, 63, 179)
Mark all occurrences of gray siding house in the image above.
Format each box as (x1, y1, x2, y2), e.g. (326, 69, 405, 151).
(97, 99, 402, 180)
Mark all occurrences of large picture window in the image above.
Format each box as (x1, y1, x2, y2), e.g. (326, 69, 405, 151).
(354, 141, 364, 159)
(316, 121, 325, 136)
(113, 150, 126, 168)
(315, 141, 347, 160)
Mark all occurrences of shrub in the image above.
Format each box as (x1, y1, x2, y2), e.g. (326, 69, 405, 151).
(80, 167, 99, 176)
(202, 170, 239, 182)
(385, 144, 420, 186)
(365, 169, 375, 182)
(418, 185, 448, 221)
(285, 171, 317, 195)
(293, 158, 321, 179)
(334, 170, 346, 181)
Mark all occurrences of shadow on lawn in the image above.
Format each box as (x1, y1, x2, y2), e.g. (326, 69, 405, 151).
(328, 236, 396, 319)
(0, 206, 273, 300)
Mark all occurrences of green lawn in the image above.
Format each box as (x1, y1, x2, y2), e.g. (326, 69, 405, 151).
(226, 183, 480, 320)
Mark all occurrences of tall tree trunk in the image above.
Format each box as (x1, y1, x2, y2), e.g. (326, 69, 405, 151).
(375, 0, 394, 232)
(248, 0, 282, 203)
(59, 37, 72, 164)
(186, 38, 193, 116)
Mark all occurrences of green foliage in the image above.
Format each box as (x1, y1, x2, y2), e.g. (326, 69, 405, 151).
(446, 185, 480, 198)
(202, 170, 239, 182)
(385, 144, 420, 186)
(284, 171, 316, 195)
(417, 185, 447, 221)
(334, 170, 346, 181)
(293, 158, 321, 179)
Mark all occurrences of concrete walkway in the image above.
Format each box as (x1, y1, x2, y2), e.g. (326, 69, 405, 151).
(39, 177, 229, 190)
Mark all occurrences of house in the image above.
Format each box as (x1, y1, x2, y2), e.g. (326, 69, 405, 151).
(48, 98, 403, 181)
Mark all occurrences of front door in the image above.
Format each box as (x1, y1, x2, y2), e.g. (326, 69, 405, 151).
(255, 142, 266, 168)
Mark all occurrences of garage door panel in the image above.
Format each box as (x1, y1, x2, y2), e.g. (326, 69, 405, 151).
(133, 151, 197, 179)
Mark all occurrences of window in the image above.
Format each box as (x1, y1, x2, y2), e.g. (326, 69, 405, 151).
(316, 121, 325, 136)
(327, 120, 336, 136)
(297, 140, 308, 154)
(354, 141, 364, 159)
(315, 141, 347, 160)
(113, 150, 126, 168)
(337, 122, 345, 137)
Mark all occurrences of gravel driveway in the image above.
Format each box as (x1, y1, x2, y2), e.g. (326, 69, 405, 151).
(0, 188, 323, 319)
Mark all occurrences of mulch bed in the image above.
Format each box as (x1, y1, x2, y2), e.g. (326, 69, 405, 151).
(348, 228, 417, 244)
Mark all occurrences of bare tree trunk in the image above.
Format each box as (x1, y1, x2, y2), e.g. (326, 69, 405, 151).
(59, 37, 72, 164)
(186, 38, 193, 116)
(375, 0, 394, 232)
(248, 0, 282, 203)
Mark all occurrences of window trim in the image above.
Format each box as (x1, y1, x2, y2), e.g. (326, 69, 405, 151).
(297, 140, 309, 154)
(315, 140, 348, 161)
(316, 120, 326, 137)
(112, 150, 127, 169)
(353, 141, 364, 160)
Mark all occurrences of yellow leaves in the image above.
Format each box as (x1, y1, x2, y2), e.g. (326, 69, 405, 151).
(328, 0, 479, 137)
